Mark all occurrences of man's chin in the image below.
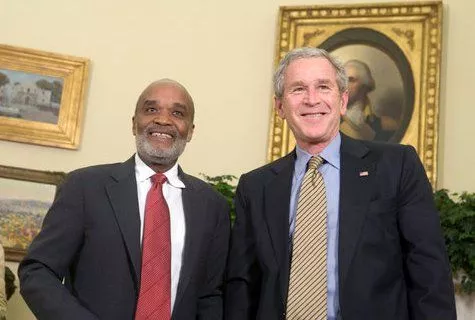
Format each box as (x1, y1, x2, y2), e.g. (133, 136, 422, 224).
(150, 155, 178, 166)
(139, 137, 172, 153)
(136, 134, 187, 165)
(138, 142, 185, 165)
(138, 150, 178, 167)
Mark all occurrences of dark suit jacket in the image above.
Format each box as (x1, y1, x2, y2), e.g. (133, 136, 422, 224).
(19, 156, 230, 320)
(225, 134, 456, 320)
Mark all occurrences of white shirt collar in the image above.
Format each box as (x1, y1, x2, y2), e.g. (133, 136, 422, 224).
(134, 153, 185, 189)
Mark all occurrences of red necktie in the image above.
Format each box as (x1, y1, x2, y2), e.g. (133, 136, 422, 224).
(135, 173, 171, 320)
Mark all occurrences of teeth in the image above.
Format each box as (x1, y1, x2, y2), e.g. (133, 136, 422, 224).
(151, 132, 172, 138)
(303, 113, 323, 117)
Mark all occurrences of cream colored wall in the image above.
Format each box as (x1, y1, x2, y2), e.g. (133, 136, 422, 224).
(438, 0, 475, 192)
(1, 0, 474, 319)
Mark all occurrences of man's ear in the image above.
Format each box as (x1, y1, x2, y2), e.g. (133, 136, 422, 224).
(186, 124, 195, 142)
(132, 116, 137, 136)
(274, 96, 285, 119)
(340, 91, 349, 116)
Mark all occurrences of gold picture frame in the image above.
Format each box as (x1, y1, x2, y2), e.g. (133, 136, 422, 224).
(0, 165, 66, 261)
(268, 1, 442, 187)
(0, 44, 89, 149)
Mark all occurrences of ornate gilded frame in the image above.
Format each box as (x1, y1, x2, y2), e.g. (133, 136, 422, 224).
(0, 44, 89, 149)
(0, 165, 65, 261)
(268, 1, 442, 187)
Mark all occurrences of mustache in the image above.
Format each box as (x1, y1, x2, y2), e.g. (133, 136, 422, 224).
(144, 124, 179, 138)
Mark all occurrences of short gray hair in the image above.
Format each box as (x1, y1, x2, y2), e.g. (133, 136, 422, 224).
(344, 59, 375, 92)
(273, 47, 348, 98)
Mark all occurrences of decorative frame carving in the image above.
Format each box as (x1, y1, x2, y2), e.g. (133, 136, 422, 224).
(268, 1, 442, 187)
(0, 44, 89, 149)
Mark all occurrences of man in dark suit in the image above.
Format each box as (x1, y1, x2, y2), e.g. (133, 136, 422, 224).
(19, 79, 230, 320)
(224, 48, 455, 319)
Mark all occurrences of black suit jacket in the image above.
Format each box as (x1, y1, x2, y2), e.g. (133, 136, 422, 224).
(19, 156, 230, 320)
(225, 134, 456, 320)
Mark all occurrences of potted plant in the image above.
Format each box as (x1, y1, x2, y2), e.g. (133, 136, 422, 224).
(201, 174, 236, 223)
(435, 189, 475, 294)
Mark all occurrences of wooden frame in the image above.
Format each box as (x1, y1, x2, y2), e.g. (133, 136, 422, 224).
(268, 1, 442, 187)
(0, 44, 89, 149)
(0, 165, 65, 261)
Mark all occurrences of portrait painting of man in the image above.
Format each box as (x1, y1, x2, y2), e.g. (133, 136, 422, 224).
(332, 44, 407, 142)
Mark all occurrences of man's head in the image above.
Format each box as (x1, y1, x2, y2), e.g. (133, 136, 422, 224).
(344, 60, 375, 106)
(273, 47, 348, 154)
(132, 79, 195, 172)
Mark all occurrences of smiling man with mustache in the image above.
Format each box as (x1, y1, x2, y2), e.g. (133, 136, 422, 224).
(19, 79, 230, 320)
(133, 80, 194, 171)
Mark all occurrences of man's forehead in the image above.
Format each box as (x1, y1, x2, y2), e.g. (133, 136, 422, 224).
(345, 65, 357, 73)
(286, 57, 336, 76)
(141, 83, 191, 105)
(135, 79, 195, 120)
(284, 61, 337, 84)
(288, 56, 330, 67)
(143, 82, 185, 97)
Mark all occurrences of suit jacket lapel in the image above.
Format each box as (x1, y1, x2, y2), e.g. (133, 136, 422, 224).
(106, 156, 142, 289)
(174, 168, 204, 311)
(263, 152, 295, 301)
(338, 135, 375, 291)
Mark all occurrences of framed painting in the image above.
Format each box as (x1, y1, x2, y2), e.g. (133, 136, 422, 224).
(268, 1, 442, 187)
(0, 165, 65, 261)
(0, 44, 89, 149)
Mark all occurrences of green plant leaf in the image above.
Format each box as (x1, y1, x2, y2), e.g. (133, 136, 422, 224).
(436, 189, 475, 294)
(200, 173, 237, 223)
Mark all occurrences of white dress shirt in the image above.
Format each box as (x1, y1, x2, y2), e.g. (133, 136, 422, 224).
(134, 154, 186, 311)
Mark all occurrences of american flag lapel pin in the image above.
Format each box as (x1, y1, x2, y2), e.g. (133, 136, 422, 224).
(359, 171, 369, 177)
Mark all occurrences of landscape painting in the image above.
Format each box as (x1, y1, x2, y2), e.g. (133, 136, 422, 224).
(0, 44, 89, 149)
(0, 69, 64, 124)
(0, 165, 65, 261)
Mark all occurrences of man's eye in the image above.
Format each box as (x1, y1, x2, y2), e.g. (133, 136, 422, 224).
(292, 87, 304, 92)
(145, 107, 157, 113)
(172, 110, 184, 117)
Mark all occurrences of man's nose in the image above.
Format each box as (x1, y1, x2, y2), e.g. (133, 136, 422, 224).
(152, 111, 172, 125)
(304, 88, 320, 105)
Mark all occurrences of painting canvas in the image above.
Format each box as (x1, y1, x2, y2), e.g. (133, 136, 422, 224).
(0, 44, 89, 149)
(323, 27, 415, 144)
(0, 165, 65, 261)
(337, 47, 406, 142)
(0, 179, 54, 253)
(0, 69, 64, 124)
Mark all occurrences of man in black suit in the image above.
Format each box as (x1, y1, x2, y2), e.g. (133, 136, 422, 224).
(19, 79, 230, 319)
(224, 48, 456, 319)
